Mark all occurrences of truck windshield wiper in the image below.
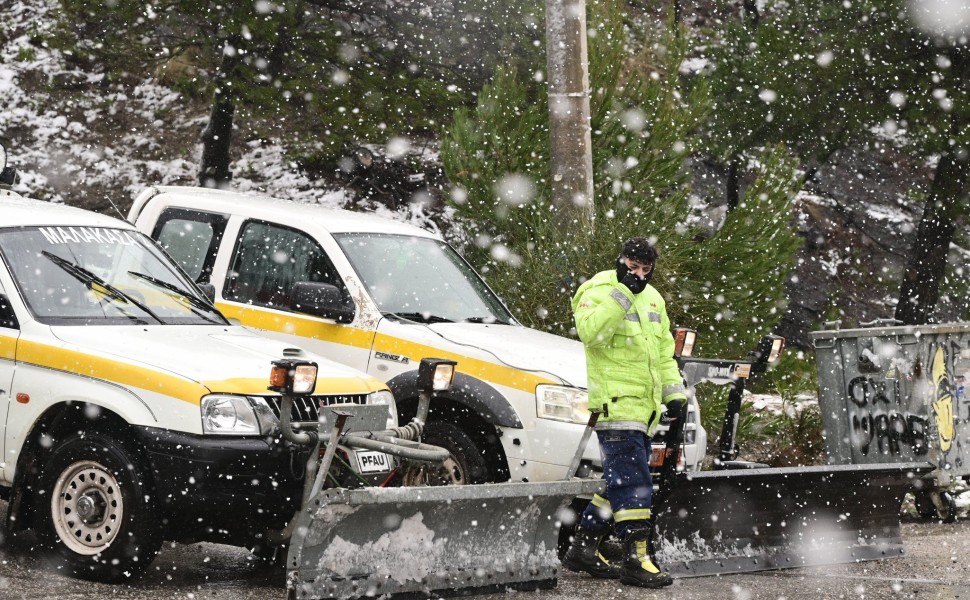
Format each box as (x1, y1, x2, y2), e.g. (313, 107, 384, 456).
(385, 312, 455, 324)
(127, 271, 226, 325)
(42, 252, 163, 324)
(462, 316, 512, 325)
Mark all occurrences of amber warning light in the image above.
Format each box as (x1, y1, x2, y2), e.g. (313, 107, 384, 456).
(268, 359, 319, 396)
(674, 328, 697, 358)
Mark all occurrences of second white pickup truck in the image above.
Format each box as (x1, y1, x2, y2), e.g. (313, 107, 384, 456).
(130, 186, 707, 484)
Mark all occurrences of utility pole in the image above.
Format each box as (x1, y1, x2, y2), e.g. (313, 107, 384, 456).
(545, 0, 595, 236)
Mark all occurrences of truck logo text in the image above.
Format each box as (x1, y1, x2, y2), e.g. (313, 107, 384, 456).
(375, 351, 409, 364)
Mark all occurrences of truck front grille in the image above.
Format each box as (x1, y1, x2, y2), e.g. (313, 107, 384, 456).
(265, 394, 369, 423)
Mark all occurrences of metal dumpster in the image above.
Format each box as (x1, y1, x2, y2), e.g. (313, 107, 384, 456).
(811, 321, 970, 521)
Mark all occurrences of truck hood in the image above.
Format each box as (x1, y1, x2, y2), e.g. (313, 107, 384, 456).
(429, 322, 587, 389)
(50, 325, 383, 395)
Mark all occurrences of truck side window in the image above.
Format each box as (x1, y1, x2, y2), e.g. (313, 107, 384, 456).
(153, 208, 228, 284)
(0, 281, 17, 329)
(224, 220, 346, 310)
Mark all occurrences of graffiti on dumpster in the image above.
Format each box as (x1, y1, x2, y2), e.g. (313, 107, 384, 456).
(931, 346, 955, 453)
(846, 374, 929, 456)
(844, 340, 967, 463)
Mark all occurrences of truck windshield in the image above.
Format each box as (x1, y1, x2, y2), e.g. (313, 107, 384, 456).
(0, 226, 227, 326)
(335, 233, 514, 325)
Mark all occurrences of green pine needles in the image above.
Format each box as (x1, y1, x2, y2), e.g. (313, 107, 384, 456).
(442, 3, 802, 358)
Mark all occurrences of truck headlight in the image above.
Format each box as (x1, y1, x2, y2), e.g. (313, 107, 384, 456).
(536, 385, 589, 424)
(202, 395, 277, 436)
(368, 389, 399, 427)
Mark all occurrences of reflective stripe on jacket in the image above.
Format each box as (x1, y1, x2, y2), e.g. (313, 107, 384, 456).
(571, 269, 687, 433)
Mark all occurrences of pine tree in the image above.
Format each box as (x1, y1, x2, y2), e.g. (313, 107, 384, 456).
(442, 2, 803, 356)
(705, 0, 970, 324)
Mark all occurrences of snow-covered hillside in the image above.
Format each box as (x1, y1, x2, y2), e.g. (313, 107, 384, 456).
(3, 0, 961, 348)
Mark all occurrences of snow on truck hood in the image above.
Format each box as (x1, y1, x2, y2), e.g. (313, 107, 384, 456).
(429, 322, 587, 390)
(47, 324, 386, 399)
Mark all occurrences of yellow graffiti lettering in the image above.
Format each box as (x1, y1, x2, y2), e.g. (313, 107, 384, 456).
(932, 347, 954, 453)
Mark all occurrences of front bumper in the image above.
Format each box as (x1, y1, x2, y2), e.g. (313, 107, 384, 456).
(502, 417, 707, 482)
(502, 418, 603, 482)
(133, 426, 308, 545)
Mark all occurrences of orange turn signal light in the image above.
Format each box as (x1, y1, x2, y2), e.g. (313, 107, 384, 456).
(269, 365, 289, 389)
(673, 328, 697, 358)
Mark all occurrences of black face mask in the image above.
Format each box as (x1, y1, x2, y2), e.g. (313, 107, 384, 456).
(620, 272, 648, 294)
(616, 255, 653, 294)
(615, 255, 629, 280)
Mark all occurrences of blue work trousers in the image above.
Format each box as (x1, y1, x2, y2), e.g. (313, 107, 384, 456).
(580, 429, 653, 539)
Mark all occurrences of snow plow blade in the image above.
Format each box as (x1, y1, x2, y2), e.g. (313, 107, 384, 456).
(286, 479, 603, 600)
(655, 462, 932, 577)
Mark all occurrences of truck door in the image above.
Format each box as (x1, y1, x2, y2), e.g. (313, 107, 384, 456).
(0, 280, 19, 484)
(220, 219, 375, 372)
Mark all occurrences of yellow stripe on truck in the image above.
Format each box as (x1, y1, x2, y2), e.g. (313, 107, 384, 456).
(12, 338, 376, 405)
(0, 334, 15, 361)
(201, 377, 387, 396)
(219, 303, 374, 348)
(17, 339, 209, 405)
(372, 333, 555, 391)
(218, 303, 557, 393)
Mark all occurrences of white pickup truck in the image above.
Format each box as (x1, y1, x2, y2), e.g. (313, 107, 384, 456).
(130, 186, 707, 484)
(0, 183, 395, 581)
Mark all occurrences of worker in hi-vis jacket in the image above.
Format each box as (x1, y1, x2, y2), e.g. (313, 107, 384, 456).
(564, 237, 687, 589)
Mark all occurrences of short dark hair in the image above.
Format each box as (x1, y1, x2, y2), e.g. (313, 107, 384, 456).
(621, 237, 658, 264)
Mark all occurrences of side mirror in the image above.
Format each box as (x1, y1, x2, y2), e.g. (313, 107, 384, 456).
(0, 141, 18, 187)
(291, 282, 355, 323)
(197, 282, 216, 302)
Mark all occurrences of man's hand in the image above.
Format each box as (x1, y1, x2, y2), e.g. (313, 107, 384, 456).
(661, 400, 684, 424)
(615, 254, 629, 280)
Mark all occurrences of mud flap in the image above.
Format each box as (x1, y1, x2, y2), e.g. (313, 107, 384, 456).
(655, 462, 932, 577)
(286, 479, 604, 600)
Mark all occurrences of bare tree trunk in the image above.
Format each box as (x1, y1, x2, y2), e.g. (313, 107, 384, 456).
(742, 0, 760, 27)
(895, 152, 969, 324)
(722, 1, 758, 212)
(726, 154, 742, 212)
(199, 49, 240, 188)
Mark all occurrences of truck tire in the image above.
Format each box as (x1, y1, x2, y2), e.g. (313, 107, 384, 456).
(36, 432, 162, 582)
(403, 421, 489, 486)
(914, 490, 937, 519)
(915, 490, 958, 523)
(935, 491, 958, 523)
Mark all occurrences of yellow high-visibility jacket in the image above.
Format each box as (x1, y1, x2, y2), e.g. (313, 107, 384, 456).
(571, 269, 687, 432)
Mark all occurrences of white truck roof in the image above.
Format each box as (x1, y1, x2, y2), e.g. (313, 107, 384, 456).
(1, 193, 129, 229)
(130, 186, 439, 239)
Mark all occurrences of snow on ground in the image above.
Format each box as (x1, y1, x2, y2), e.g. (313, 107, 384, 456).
(679, 57, 710, 74)
(746, 391, 817, 415)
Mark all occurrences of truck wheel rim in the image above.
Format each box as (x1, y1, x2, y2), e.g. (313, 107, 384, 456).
(440, 456, 464, 484)
(51, 460, 124, 555)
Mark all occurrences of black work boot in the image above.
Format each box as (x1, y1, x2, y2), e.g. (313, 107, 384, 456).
(619, 523, 673, 588)
(561, 527, 621, 578)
